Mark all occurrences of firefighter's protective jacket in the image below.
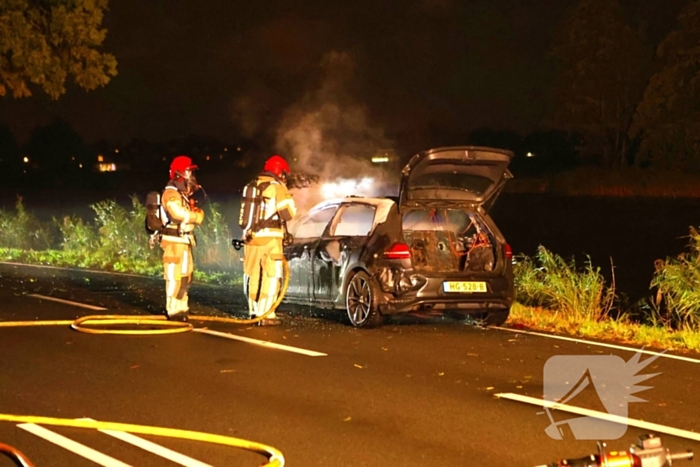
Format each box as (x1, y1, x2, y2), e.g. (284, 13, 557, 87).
(160, 185, 204, 246)
(245, 174, 297, 242)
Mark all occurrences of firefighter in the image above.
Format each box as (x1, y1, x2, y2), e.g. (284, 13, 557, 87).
(161, 155, 205, 321)
(242, 155, 297, 326)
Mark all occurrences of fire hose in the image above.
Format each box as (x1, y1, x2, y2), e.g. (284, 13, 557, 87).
(69, 256, 289, 334)
(0, 414, 284, 467)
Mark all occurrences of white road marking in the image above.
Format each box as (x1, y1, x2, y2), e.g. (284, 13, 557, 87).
(193, 328, 327, 357)
(78, 418, 212, 467)
(17, 423, 132, 466)
(493, 326, 700, 364)
(495, 392, 700, 442)
(27, 294, 107, 311)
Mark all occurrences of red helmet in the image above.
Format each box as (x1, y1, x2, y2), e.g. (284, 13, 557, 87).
(263, 154, 290, 178)
(169, 155, 198, 180)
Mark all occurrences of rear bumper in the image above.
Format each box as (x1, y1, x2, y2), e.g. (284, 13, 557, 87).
(379, 297, 511, 315)
(377, 274, 513, 315)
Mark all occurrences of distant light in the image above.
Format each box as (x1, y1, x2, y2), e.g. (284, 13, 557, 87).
(206, 155, 211, 161)
(98, 163, 117, 172)
(162, 157, 166, 161)
(372, 156, 389, 164)
(526, 152, 535, 158)
(115, 149, 119, 153)
(224, 147, 228, 152)
(237, 147, 241, 151)
(97, 155, 104, 162)
(79, 163, 83, 168)
(23, 156, 29, 163)
(219, 154, 223, 159)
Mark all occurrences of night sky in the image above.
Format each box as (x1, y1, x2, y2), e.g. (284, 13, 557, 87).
(0, 0, 687, 148)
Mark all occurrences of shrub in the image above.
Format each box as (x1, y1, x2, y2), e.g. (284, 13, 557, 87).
(648, 227, 700, 331)
(514, 246, 616, 323)
(0, 197, 54, 250)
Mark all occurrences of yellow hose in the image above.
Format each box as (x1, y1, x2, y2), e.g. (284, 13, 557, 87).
(67, 258, 290, 334)
(0, 413, 284, 466)
(0, 264, 292, 465)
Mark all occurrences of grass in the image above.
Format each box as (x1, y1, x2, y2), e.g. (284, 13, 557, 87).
(509, 303, 700, 352)
(1, 195, 700, 352)
(512, 242, 700, 353)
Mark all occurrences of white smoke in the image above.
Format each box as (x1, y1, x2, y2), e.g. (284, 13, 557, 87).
(275, 50, 400, 214)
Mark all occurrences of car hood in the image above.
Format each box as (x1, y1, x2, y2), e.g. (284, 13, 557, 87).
(399, 146, 513, 211)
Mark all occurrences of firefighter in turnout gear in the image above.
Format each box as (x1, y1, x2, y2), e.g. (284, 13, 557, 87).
(161, 155, 205, 321)
(242, 155, 297, 326)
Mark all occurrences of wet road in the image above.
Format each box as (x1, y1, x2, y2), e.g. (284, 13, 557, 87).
(0, 262, 698, 467)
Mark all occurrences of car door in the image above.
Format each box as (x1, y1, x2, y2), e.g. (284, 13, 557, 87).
(312, 202, 377, 304)
(285, 204, 338, 303)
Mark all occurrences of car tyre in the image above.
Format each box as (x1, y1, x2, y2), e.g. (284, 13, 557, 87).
(345, 271, 384, 328)
(473, 308, 510, 327)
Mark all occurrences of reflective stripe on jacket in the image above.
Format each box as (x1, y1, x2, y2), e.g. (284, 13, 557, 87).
(161, 185, 204, 245)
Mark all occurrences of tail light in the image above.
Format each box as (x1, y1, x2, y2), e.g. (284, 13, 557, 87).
(504, 243, 513, 260)
(384, 242, 411, 260)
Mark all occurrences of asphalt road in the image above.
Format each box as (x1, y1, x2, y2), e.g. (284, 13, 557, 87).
(0, 263, 698, 467)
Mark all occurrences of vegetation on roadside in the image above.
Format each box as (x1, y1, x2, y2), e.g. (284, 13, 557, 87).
(1, 195, 700, 352)
(0, 196, 242, 286)
(513, 239, 700, 352)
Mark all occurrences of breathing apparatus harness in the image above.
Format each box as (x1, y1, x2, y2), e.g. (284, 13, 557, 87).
(148, 172, 208, 248)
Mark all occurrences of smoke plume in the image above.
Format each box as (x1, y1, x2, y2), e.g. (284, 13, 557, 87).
(275, 51, 400, 214)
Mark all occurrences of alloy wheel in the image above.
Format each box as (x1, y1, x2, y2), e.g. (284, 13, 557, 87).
(347, 274, 372, 326)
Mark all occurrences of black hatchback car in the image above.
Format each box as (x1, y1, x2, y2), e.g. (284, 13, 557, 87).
(282, 146, 515, 328)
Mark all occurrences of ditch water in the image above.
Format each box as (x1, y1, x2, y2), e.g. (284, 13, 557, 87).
(491, 193, 700, 304)
(2, 187, 698, 305)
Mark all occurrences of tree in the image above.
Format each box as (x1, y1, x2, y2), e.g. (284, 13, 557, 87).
(629, 1, 700, 171)
(25, 117, 90, 170)
(549, 0, 651, 168)
(0, 123, 19, 172)
(0, 0, 117, 99)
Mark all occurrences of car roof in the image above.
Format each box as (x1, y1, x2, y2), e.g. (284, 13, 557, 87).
(312, 196, 395, 209)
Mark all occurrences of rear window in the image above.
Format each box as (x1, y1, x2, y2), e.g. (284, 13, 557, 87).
(402, 209, 474, 233)
(331, 204, 376, 237)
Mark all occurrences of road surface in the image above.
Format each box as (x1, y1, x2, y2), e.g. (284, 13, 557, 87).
(0, 263, 697, 466)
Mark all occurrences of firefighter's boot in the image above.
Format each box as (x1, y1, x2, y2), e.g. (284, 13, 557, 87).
(166, 297, 188, 322)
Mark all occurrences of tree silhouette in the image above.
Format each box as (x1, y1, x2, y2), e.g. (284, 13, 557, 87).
(630, 0, 700, 171)
(0, 123, 19, 172)
(24, 118, 90, 171)
(549, 0, 651, 168)
(0, 0, 117, 99)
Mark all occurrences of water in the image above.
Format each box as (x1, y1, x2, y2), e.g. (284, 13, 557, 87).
(491, 193, 699, 303)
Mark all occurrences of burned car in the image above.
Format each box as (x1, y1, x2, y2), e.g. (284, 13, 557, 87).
(282, 146, 515, 328)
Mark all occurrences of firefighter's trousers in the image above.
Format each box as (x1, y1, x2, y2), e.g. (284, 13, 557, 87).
(243, 237, 284, 319)
(162, 241, 194, 317)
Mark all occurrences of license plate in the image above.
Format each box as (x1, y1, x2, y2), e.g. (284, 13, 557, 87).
(442, 281, 487, 293)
